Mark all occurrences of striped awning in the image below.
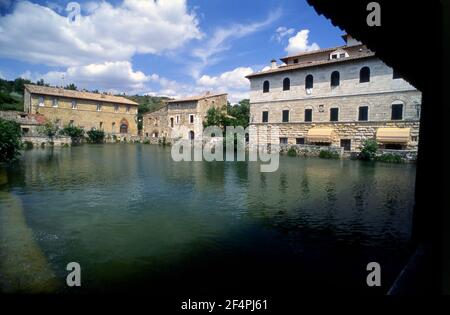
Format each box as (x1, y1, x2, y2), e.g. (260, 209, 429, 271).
(306, 128, 334, 143)
(376, 128, 410, 143)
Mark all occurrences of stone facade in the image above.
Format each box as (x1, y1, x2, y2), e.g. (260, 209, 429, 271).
(143, 93, 227, 142)
(24, 84, 139, 137)
(246, 36, 422, 151)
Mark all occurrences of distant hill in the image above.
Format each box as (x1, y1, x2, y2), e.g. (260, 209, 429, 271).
(123, 94, 172, 130)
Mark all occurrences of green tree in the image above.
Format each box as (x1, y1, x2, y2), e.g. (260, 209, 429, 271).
(0, 118, 22, 164)
(359, 138, 379, 160)
(39, 120, 59, 140)
(60, 125, 84, 142)
(86, 129, 105, 144)
(64, 83, 78, 90)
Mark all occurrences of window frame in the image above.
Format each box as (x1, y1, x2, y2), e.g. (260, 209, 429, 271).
(305, 74, 314, 90)
(282, 109, 290, 123)
(262, 111, 269, 123)
(358, 106, 369, 121)
(263, 80, 270, 93)
(282, 77, 290, 91)
(330, 107, 339, 122)
(304, 108, 313, 122)
(359, 67, 370, 83)
(330, 71, 340, 87)
(52, 98, 58, 108)
(391, 103, 404, 120)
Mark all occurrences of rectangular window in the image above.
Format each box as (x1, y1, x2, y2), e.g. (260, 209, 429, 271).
(69, 120, 74, 127)
(279, 137, 288, 144)
(189, 114, 194, 124)
(114, 105, 119, 113)
(262, 111, 268, 123)
(126, 105, 130, 113)
(71, 100, 77, 109)
(340, 139, 351, 151)
(97, 104, 102, 111)
(176, 115, 180, 124)
(52, 98, 58, 107)
(331, 54, 337, 59)
(391, 104, 403, 120)
(296, 137, 305, 145)
(304, 109, 312, 122)
(99, 122, 103, 129)
(339, 53, 345, 58)
(38, 96, 44, 106)
(293, 58, 299, 64)
(330, 108, 339, 121)
(282, 110, 289, 123)
(358, 106, 368, 121)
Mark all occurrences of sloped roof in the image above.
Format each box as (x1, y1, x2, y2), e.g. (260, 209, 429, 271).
(24, 84, 138, 105)
(166, 92, 227, 103)
(246, 50, 376, 78)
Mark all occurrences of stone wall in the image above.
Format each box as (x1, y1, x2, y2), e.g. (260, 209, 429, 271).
(27, 94, 138, 136)
(142, 94, 228, 141)
(22, 136, 72, 147)
(249, 120, 420, 151)
(249, 57, 418, 103)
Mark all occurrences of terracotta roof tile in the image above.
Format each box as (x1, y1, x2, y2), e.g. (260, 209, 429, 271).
(24, 84, 138, 105)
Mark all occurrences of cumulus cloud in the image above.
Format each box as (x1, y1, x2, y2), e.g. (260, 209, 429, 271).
(21, 61, 156, 94)
(285, 29, 320, 55)
(273, 26, 295, 42)
(0, 0, 202, 66)
(197, 67, 253, 103)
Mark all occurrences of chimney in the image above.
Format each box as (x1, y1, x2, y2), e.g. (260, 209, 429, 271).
(341, 34, 362, 46)
(270, 59, 277, 69)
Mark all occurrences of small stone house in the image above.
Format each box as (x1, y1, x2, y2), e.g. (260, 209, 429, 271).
(143, 92, 228, 141)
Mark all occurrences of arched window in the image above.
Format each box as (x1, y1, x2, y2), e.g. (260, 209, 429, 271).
(283, 78, 290, 91)
(120, 118, 129, 134)
(120, 124, 128, 134)
(359, 67, 370, 83)
(263, 80, 270, 93)
(305, 74, 313, 89)
(170, 117, 174, 127)
(331, 71, 340, 87)
(188, 130, 195, 140)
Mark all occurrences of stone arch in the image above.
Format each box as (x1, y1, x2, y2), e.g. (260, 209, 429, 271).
(120, 118, 129, 134)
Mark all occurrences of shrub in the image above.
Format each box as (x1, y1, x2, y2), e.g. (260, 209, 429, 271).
(376, 153, 403, 163)
(60, 125, 84, 142)
(359, 138, 378, 161)
(319, 150, 340, 159)
(39, 120, 59, 140)
(143, 139, 150, 144)
(24, 141, 34, 150)
(86, 129, 105, 144)
(0, 118, 22, 163)
(287, 147, 297, 157)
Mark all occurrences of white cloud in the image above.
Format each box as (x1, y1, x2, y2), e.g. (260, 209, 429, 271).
(0, 0, 202, 67)
(197, 67, 253, 103)
(285, 29, 320, 56)
(273, 26, 295, 42)
(21, 61, 156, 94)
(189, 8, 281, 78)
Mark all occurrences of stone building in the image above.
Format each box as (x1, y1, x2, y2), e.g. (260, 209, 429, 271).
(245, 35, 422, 151)
(24, 84, 139, 136)
(143, 92, 227, 141)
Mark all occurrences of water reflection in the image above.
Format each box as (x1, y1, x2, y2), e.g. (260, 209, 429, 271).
(0, 144, 416, 294)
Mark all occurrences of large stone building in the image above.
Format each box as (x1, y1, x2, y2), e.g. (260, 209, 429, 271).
(143, 92, 227, 141)
(246, 35, 422, 151)
(24, 84, 139, 136)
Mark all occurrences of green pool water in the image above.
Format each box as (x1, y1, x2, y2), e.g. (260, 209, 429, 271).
(0, 144, 416, 295)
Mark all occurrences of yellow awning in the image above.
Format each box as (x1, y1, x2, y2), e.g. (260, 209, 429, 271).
(376, 128, 410, 143)
(306, 128, 333, 143)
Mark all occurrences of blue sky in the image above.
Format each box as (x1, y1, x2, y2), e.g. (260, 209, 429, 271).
(0, 0, 343, 102)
